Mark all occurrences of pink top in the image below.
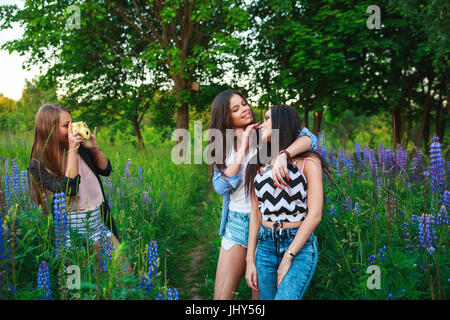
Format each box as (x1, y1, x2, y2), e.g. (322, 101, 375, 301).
(70, 153, 104, 212)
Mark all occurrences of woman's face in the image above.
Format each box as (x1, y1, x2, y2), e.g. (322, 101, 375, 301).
(58, 111, 72, 145)
(261, 109, 272, 142)
(229, 94, 253, 129)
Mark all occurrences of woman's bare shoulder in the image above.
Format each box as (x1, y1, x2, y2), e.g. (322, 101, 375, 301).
(292, 155, 321, 171)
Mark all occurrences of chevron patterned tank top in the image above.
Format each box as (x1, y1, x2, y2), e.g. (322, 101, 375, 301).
(254, 159, 308, 223)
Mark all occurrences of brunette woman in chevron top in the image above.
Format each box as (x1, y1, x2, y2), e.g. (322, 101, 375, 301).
(209, 90, 319, 300)
(244, 105, 332, 300)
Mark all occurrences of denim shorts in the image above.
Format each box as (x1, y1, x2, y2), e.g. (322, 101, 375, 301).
(255, 224, 318, 300)
(221, 210, 250, 250)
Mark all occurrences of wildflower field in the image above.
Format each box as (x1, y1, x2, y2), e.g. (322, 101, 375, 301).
(0, 132, 448, 300)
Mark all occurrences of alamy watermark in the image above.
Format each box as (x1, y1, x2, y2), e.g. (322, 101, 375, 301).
(171, 121, 280, 165)
(366, 5, 381, 29)
(366, 265, 381, 289)
(66, 264, 81, 290)
(66, 5, 81, 30)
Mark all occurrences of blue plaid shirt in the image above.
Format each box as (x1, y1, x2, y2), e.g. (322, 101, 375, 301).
(212, 127, 318, 237)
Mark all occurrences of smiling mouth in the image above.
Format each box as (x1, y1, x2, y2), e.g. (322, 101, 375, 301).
(242, 112, 251, 119)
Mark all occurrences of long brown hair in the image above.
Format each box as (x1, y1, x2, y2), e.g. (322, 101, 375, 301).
(208, 89, 257, 172)
(245, 105, 333, 198)
(29, 104, 72, 214)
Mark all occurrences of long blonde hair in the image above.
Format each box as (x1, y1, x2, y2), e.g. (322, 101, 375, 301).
(29, 104, 72, 214)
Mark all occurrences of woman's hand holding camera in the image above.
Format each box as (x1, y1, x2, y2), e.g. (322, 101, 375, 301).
(80, 122, 100, 153)
(68, 122, 83, 152)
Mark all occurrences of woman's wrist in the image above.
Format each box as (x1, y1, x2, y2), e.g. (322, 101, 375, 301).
(68, 145, 80, 154)
(91, 145, 101, 155)
(284, 249, 295, 260)
(278, 149, 291, 162)
(246, 255, 256, 263)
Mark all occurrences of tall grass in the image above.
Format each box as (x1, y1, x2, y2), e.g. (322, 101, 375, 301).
(0, 132, 209, 299)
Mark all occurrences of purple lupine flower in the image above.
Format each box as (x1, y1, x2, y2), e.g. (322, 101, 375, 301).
(3, 174, 12, 213)
(353, 202, 360, 215)
(345, 196, 353, 213)
(0, 212, 7, 261)
(347, 156, 354, 175)
(443, 191, 450, 211)
(384, 146, 394, 173)
(140, 241, 159, 295)
(20, 170, 29, 204)
(53, 192, 68, 256)
(37, 261, 52, 300)
(367, 148, 377, 179)
(329, 205, 337, 216)
(436, 205, 449, 226)
(429, 137, 445, 194)
(378, 245, 387, 262)
(354, 141, 362, 165)
(318, 131, 327, 161)
(156, 293, 164, 300)
(377, 177, 383, 190)
(99, 226, 113, 273)
(103, 176, 113, 189)
(378, 143, 385, 172)
(328, 146, 334, 163)
(142, 192, 149, 205)
(410, 149, 423, 182)
(124, 159, 132, 180)
(368, 254, 377, 266)
(396, 145, 407, 176)
(167, 288, 179, 300)
(138, 166, 143, 182)
(414, 213, 436, 255)
(11, 159, 21, 203)
(401, 221, 412, 248)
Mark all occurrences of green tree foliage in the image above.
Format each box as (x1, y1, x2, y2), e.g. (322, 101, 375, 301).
(246, 0, 448, 152)
(0, 0, 250, 147)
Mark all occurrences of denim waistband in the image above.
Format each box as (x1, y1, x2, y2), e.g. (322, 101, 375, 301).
(259, 224, 301, 240)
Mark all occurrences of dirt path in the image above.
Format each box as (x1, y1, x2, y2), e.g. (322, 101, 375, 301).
(183, 243, 207, 300)
(180, 183, 215, 300)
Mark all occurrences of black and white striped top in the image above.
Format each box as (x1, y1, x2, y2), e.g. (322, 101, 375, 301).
(254, 159, 308, 223)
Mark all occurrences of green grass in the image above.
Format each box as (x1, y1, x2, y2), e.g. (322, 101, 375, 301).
(0, 131, 449, 300)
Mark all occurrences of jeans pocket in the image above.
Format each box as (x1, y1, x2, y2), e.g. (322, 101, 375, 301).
(257, 228, 264, 241)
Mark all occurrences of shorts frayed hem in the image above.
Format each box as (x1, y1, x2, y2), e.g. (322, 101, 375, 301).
(221, 236, 248, 251)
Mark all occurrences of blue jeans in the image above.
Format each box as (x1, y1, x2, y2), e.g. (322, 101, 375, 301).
(256, 224, 318, 300)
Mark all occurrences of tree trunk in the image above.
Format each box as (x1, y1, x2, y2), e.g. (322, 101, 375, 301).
(445, 71, 449, 115)
(414, 76, 433, 148)
(176, 102, 189, 130)
(436, 99, 442, 139)
(393, 89, 407, 149)
(439, 115, 446, 146)
(133, 118, 146, 150)
(405, 108, 413, 150)
(312, 110, 323, 135)
(423, 106, 431, 155)
(304, 107, 309, 128)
